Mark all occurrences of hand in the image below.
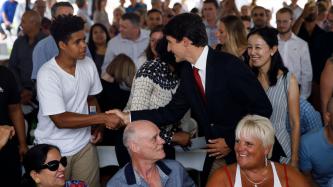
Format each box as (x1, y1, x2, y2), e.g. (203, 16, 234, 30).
(103, 113, 122, 129)
(18, 144, 28, 161)
(20, 89, 33, 104)
(0, 125, 15, 150)
(172, 131, 192, 146)
(207, 138, 231, 159)
(106, 109, 130, 125)
(91, 126, 104, 144)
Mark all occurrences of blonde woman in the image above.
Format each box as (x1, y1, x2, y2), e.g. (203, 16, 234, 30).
(215, 15, 248, 60)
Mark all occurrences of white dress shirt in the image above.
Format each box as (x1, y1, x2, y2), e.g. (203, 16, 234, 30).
(192, 46, 209, 91)
(278, 33, 313, 99)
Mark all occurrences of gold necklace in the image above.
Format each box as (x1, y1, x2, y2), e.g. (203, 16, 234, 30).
(242, 170, 268, 187)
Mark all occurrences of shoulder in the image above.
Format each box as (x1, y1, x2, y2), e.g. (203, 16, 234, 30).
(35, 36, 53, 49)
(275, 163, 310, 187)
(106, 166, 127, 186)
(37, 58, 56, 78)
(301, 127, 323, 143)
(206, 164, 236, 187)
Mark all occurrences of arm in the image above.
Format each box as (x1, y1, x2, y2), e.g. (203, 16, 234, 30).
(320, 59, 333, 125)
(300, 43, 313, 99)
(126, 76, 154, 111)
(49, 111, 119, 129)
(287, 74, 301, 167)
(285, 164, 312, 187)
(8, 103, 28, 160)
(0, 125, 15, 150)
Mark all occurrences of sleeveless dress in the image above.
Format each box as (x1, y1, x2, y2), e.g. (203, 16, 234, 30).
(266, 72, 291, 163)
(234, 161, 282, 187)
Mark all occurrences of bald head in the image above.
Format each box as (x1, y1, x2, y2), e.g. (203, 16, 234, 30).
(21, 10, 41, 34)
(123, 120, 157, 147)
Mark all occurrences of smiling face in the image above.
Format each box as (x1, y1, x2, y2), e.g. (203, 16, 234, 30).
(235, 135, 268, 169)
(146, 12, 162, 30)
(166, 35, 187, 62)
(135, 123, 166, 161)
(247, 34, 275, 70)
(150, 31, 163, 57)
(35, 148, 66, 187)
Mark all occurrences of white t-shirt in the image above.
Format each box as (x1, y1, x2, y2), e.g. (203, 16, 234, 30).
(35, 57, 102, 156)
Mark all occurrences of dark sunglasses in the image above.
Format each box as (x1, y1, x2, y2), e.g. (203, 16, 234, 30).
(41, 157, 67, 171)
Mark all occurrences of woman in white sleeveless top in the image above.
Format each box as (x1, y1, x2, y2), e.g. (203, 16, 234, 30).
(206, 115, 309, 187)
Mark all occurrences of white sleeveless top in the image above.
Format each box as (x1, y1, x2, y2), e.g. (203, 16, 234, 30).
(234, 161, 282, 187)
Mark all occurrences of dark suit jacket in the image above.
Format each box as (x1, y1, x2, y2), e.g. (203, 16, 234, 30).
(132, 48, 272, 163)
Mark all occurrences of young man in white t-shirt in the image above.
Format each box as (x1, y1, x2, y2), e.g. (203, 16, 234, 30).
(35, 15, 120, 187)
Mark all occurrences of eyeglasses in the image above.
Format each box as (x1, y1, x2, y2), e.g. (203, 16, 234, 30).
(41, 157, 67, 171)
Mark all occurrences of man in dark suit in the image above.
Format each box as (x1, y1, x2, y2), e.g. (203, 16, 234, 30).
(108, 13, 273, 181)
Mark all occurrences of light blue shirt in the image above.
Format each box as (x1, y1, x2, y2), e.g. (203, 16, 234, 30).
(299, 127, 333, 187)
(107, 159, 196, 187)
(102, 29, 149, 75)
(31, 35, 91, 79)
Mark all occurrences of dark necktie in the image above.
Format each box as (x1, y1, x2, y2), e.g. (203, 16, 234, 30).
(193, 67, 206, 102)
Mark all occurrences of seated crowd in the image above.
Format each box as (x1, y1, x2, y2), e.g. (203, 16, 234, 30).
(1, 0, 333, 186)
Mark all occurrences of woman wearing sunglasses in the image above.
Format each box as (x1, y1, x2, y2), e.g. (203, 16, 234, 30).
(22, 144, 87, 187)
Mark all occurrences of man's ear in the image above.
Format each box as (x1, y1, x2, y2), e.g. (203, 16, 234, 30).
(182, 37, 193, 47)
(129, 142, 139, 153)
(59, 41, 67, 51)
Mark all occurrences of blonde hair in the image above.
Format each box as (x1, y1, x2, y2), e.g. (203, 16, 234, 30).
(235, 115, 275, 158)
(106, 54, 136, 88)
(219, 15, 247, 58)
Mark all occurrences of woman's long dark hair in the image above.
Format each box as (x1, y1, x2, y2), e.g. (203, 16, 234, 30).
(146, 25, 164, 61)
(88, 23, 111, 61)
(247, 28, 288, 86)
(21, 144, 60, 187)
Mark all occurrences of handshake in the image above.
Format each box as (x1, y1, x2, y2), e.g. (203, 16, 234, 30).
(102, 109, 130, 130)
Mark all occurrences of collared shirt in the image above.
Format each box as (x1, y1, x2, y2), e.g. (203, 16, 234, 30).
(192, 46, 208, 91)
(278, 33, 313, 99)
(204, 20, 219, 47)
(8, 32, 47, 90)
(31, 35, 92, 79)
(107, 159, 195, 187)
(101, 29, 149, 75)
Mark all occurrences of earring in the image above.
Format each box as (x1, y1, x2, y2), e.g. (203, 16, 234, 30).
(265, 155, 268, 167)
(270, 53, 274, 56)
(35, 178, 41, 184)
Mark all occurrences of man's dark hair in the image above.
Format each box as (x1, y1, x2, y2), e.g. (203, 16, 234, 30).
(121, 12, 141, 27)
(147, 8, 162, 16)
(51, 2, 73, 18)
(203, 0, 219, 9)
(50, 15, 85, 48)
(164, 13, 207, 47)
